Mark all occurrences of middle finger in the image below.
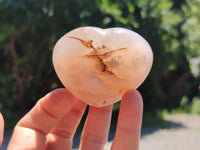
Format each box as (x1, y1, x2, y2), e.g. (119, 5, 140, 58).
(79, 105, 113, 150)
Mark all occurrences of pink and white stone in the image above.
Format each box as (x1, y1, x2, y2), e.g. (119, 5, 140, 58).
(53, 27, 153, 107)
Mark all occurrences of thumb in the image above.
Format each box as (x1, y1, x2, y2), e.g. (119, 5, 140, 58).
(0, 112, 4, 146)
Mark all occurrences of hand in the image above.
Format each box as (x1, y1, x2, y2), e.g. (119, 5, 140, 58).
(7, 88, 143, 150)
(0, 112, 4, 147)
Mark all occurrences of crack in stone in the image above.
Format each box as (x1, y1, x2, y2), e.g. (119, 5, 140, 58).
(67, 36, 127, 76)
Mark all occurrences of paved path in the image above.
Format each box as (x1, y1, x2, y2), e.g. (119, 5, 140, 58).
(1, 114, 200, 150)
(140, 114, 200, 150)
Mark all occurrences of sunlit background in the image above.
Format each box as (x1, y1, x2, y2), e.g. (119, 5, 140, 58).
(0, 0, 200, 149)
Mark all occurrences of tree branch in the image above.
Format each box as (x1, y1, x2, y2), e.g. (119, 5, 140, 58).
(10, 36, 24, 102)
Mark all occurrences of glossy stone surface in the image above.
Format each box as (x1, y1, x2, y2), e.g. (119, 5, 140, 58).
(53, 27, 153, 107)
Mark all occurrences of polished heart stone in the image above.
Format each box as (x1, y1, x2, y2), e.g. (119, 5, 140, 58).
(53, 27, 153, 107)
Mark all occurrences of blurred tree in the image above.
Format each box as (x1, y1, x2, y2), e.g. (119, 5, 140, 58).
(0, 0, 103, 123)
(0, 0, 199, 125)
(97, 0, 200, 110)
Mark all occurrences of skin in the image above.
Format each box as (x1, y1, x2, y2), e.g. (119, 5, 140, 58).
(4, 88, 143, 150)
(0, 112, 4, 147)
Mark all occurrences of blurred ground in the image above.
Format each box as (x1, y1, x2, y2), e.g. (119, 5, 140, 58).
(139, 114, 200, 150)
(105, 114, 200, 150)
(1, 114, 200, 150)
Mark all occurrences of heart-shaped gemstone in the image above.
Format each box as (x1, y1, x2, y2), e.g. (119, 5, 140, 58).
(53, 27, 153, 107)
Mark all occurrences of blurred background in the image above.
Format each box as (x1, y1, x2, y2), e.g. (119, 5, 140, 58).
(0, 0, 200, 149)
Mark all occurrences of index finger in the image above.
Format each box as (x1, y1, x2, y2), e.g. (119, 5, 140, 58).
(8, 88, 75, 150)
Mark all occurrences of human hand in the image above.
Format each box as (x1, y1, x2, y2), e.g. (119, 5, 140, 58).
(7, 88, 143, 150)
(0, 112, 4, 147)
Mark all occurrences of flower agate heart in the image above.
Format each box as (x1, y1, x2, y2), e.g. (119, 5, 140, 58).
(53, 27, 153, 107)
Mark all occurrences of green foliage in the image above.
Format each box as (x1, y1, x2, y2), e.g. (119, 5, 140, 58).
(0, 0, 199, 128)
(142, 110, 169, 128)
(191, 97, 200, 114)
(157, 96, 200, 115)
